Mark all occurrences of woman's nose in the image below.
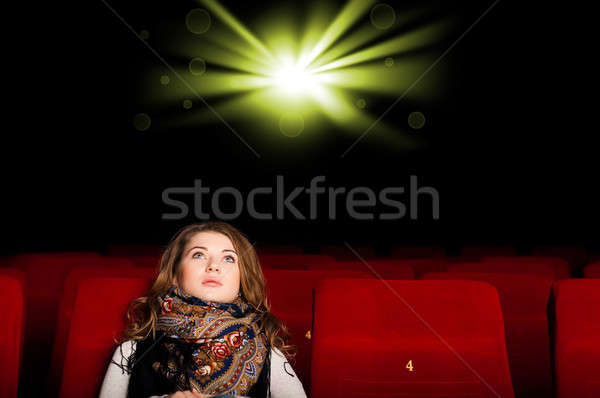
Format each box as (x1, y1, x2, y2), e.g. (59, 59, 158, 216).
(206, 262, 220, 272)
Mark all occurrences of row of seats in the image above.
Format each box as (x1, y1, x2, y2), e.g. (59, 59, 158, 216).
(102, 244, 595, 276)
(1, 250, 599, 398)
(2, 272, 597, 398)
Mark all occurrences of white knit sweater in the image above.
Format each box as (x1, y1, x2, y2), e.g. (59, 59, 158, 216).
(98, 340, 307, 398)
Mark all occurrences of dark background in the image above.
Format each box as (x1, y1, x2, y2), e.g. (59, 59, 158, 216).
(4, 0, 597, 254)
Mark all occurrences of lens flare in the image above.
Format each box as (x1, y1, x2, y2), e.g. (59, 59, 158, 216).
(271, 63, 321, 95)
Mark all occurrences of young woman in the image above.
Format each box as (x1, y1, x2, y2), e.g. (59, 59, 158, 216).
(99, 222, 307, 398)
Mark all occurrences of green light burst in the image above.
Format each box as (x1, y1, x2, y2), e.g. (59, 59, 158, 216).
(142, 1, 456, 148)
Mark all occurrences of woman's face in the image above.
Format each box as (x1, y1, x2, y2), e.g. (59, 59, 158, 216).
(174, 231, 241, 303)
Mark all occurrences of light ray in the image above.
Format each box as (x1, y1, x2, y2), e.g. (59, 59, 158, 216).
(311, 19, 452, 73)
(199, 0, 275, 61)
(318, 57, 441, 99)
(173, 40, 269, 75)
(309, 6, 433, 70)
(298, 0, 377, 69)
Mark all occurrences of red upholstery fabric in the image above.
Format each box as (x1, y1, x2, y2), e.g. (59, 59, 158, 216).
(448, 257, 568, 280)
(0, 267, 26, 290)
(47, 267, 156, 396)
(263, 269, 373, 392)
(531, 246, 588, 273)
(0, 275, 24, 398)
(11, 254, 135, 397)
(583, 262, 600, 278)
(258, 254, 336, 270)
(307, 259, 429, 279)
(485, 256, 570, 279)
(311, 279, 515, 398)
(422, 272, 554, 398)
(58, 277, 153, 398)
(389, 245, 446, 259)
(319, 245, 377, 260)
(106, 244, 164, 257)
(107, 254, 162, 268)
(554, 279, 600, 398)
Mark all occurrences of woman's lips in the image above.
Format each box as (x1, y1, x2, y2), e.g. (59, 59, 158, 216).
(202, 280, 222, 286)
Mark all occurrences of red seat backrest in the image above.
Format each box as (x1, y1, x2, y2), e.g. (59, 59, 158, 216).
(0, 274, 25, 398)
(448, 257, 567, 280)
(11, 253, 136, 397)
(583, 262, 600, 278)
(311, 278, 515, 398)
(319, 245, 376, 260)
(47, 267, 156, 396)
(258, 254, 336, 270)
(531, 246, 588, 272)
(484, 256, 570, 279)
(263, 269, 373, 392)
(106, 244, 164, 257)
(389, 245, 446, 259)
(422, 272, 554, 398)
(58, 277, 153, 398)
(107, 254, 162, 268)
(307, 258, 427, 279)
(553, 279, 600, 398)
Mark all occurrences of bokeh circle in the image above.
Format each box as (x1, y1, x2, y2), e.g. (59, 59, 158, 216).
(279, 113, 305, 137)
(133, 113, 151, 131)
(408, 111, 426, 129)
(189, 58, 207, 76)
(186, 9, 211, 34)
(370, 4, 396, 30)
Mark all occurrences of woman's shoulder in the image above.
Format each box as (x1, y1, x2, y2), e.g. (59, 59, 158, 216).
(267, 347, 307, 397)
(115, 339, 136, 356)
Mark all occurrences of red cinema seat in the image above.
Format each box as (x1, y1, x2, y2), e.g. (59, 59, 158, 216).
(106, 243, 164, 257)
(259, 254, 336, 270)
(319, 245, 376, 260)
(12, 254, 135, 397)
(422, 272, 554, 398)
(448, 257, 569, 280)
(308, 258, 429, 279)
(460, 246, 517, 260)
(0, 275, 25, 398)
(58, 277, 153, 398)
(583, 262, 600, 278)
(532, 246, 588, 273)
(47, 267, 156, 396)
(254, 245, 304, 254)
(311, 279, 515, 398)
(554, 279, 600, 398)
(0, 267, 26, 290)
(264, 269, 373, 392)
(484, 256, 570, 279)
(389, 245, 446, 259)
(107, 254, 162, 269)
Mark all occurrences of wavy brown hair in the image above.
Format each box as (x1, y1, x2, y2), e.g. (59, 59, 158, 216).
(120, 221, 296, 360)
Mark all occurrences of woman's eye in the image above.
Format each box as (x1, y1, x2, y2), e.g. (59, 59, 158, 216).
(192, 252, 205, 259)
(224, 255, 235, 263)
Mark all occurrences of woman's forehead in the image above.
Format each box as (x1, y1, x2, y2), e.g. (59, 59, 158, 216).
(186, 231, 235, 251)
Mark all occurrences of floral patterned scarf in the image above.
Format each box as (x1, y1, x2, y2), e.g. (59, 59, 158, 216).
(146, 285, 270, 396)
